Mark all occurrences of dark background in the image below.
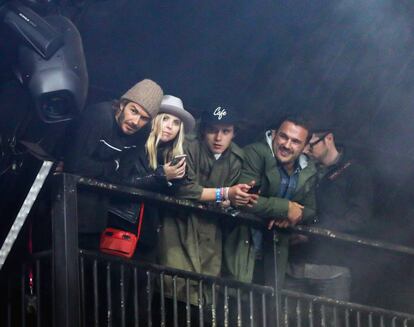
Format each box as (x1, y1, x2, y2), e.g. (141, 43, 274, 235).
(1, 0, 414, 313)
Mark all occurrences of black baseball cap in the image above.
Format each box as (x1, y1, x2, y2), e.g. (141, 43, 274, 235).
(201, 104, 240, 126)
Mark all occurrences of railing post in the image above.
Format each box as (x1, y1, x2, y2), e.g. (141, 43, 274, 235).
(51, 173, 80, 327)
(264, 230, 282, 327)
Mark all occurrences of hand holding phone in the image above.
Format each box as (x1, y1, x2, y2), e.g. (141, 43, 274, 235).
(247, 185, 260, 194)
(170, 154, 187, 166)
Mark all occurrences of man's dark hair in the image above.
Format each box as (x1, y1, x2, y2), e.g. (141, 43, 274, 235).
(274, 114, 313, 143)
(111, 98, 130, 114)
(198, 120, 238, 139)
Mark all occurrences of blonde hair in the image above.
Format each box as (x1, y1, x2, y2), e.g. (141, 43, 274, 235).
(146, 113, 185, 170)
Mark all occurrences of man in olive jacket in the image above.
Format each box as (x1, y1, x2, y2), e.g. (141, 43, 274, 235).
(159, 104, 254, 308)
(238, 115, 317, 288)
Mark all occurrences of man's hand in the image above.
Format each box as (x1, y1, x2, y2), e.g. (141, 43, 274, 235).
(287, 201, 304, 225)
(228, 184, 251, 206)
(228, 183, 255, 206)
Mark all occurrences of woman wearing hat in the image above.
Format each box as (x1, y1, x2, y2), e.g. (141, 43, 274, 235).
(107, 95, 195, 251)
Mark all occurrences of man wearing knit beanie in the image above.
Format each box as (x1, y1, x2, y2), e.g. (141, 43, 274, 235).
(64, 78, 163, 246)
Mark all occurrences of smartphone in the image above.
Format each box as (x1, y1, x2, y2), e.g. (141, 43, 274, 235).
(248, 185, 260, 194)
(170, 154, 187, 166)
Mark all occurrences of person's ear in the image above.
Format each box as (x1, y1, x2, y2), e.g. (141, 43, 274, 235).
(326, 132, 334, 142)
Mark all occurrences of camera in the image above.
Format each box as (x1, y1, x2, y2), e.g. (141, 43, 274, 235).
(15, 15, 88, 123)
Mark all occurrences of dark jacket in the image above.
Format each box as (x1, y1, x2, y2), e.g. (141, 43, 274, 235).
(108, 144, 176, 250)
(64, 102, 149, 233)
(290, 150, 373, 266)
(65, 101, 148, 178)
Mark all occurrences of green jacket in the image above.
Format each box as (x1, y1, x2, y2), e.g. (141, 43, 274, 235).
(238, 131, 317, 285)
(159, 137, 254, 303)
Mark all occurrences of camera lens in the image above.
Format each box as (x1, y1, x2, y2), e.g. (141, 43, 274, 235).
(39, 91, 74, 122)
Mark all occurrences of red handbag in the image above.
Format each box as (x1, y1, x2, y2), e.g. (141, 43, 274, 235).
(100, 203, 145, 259)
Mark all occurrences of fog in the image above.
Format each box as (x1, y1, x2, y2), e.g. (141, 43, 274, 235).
(1, 0, 414, 313)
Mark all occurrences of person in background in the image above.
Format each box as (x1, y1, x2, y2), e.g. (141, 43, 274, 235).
(286, 121, 373, 306)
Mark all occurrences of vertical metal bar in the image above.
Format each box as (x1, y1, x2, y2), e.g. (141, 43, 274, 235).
(356, 311, 361, 327)
(80, 256, 86, 327)
(21, 264, 26, 327)
(186, 278, 191, 327)
(308, 301, 314, 327)
(93, 260, 99, 327)
(333, 307, 338, 327)
(296, 299, 301, 327)
(133, 267, 139, 327)
(237, 288, 242, 327)
(403, 319, 408, 327)
(272, 230, 281, 327)
(368, 312, 373, 327)
(284, 296, 289, 327)
(51, 174, 80, 327)
(106, 263, 112, 327)
(36, 260, 41, 327)
(211, 282, 216, 327)
(173, 276, 178, 327)
(146, 270, 152, 327)
(199, 280, 204, 327)
(160, 273, 166, 327)
(391, 316, 397, 327)
(345, 308, 350, 327)
(249, 291, 254, 327)
(223, 285, 228, 327)
(120, 265, 126, 327)
(320, 304, 326, 327)
(262, 293, 267, 327)
(380, 315, 385, 327)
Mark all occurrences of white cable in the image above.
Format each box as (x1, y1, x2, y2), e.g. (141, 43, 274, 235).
(0, 161, 53, 270)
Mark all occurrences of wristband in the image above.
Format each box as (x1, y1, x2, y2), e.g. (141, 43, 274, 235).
(215, 188, 222, 203)
(224, 187, 230, 201)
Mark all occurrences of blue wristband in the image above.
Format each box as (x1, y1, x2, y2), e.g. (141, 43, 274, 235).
(215, 188, 222, 203)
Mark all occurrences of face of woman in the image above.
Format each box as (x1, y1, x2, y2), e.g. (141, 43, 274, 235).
(159, 114, 181, 143)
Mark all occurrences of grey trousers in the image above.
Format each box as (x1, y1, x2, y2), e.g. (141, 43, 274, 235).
(283, 264, 351, 327)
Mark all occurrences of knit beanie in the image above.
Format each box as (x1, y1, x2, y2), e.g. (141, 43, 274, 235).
(121, 79, 163, 118)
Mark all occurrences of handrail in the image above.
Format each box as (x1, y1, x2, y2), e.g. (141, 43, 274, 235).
(282, 289, 414, 320)
(77, 175, 414, 258)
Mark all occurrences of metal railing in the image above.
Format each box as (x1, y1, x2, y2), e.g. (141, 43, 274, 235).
(1, 173, 414, 326)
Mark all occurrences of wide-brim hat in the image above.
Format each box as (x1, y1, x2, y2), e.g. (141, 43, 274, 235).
(159, 95, 195, 133)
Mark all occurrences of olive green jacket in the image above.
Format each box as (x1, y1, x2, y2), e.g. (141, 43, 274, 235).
(238, 131, 318, 285)
(159, 137, 254, 303)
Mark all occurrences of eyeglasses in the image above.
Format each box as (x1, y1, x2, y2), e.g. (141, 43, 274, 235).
(308, 132, 330, 149)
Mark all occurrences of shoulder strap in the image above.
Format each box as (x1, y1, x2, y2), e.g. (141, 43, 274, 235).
(136, 202, 145, 238)
(327, 160, 353, 181)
